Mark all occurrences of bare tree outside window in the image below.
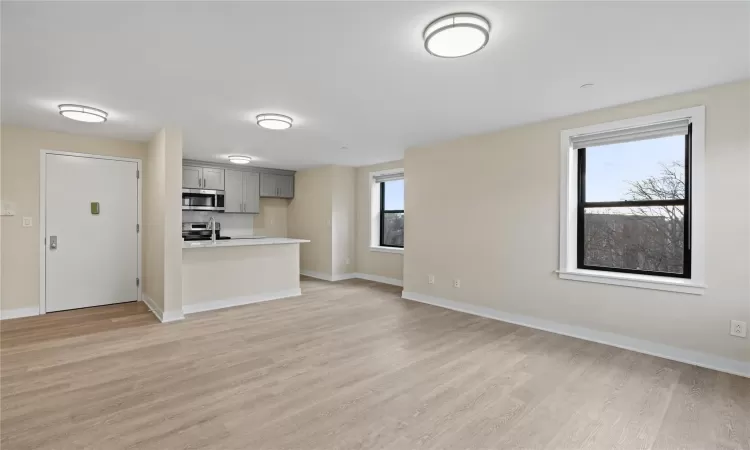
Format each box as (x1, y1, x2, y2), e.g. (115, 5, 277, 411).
(579, 133, 690, 277)
(380, 178, 404, 248)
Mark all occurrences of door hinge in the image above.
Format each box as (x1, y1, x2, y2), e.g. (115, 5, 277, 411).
(136, 278, 140, 287)
(136, 170, 140, 179)
(136, 224, 140, 233)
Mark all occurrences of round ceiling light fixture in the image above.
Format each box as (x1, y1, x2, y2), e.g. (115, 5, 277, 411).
(423, 12, 490, 58)
(256, 113, 293, 130)
(58, 104, 108, 123)
(228, 155, 253, 164)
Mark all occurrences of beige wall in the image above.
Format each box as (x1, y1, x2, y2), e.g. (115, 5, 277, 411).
(0, 125, 147, 312)
(143, 128, 182, 317)
(331, 166, 356, 277)
(288, 166, 333, 275)
(253, 198, 290, 237)
(404, 81, 750, 362)
(143, 130, 165, 312)
(355, 160, 404, 281)
(288, 165, 357, 277)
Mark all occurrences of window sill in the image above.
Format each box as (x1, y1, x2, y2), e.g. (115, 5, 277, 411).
(557, 269, 705, 295)
(370, 246, 404, 255)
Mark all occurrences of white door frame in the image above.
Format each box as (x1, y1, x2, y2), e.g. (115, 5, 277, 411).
(39, 150, 143, 315)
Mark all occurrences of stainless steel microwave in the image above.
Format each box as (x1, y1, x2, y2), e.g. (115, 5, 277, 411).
(182, 189, 225, 212)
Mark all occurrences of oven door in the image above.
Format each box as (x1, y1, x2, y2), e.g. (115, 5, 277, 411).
(182, 189, 225, 211)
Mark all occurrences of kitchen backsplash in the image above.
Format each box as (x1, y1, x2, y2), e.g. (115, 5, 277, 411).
(182, 211, 255, 237)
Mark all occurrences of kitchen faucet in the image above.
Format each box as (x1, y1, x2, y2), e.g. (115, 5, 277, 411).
(208, 216, 216, 244)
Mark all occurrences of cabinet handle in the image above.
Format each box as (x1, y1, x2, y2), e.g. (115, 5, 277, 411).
(203, 178, 206, 187)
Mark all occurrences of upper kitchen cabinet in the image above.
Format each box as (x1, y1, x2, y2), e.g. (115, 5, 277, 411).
(224, 169, 244, 213)
(183, 166, 202, 189)
(182, 166, 225, 190)
(224, 170, 260, 213)
(260, 173, 294, 198)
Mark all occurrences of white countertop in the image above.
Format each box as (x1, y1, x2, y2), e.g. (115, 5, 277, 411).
(183, 237, 310, 249)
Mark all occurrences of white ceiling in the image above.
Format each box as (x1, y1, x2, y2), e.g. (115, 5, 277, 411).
(2, 1, 748, 170)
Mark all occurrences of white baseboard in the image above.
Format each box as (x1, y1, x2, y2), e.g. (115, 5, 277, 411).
(353, 273, 403, 287)
(183, 289, 302, 314)
(0, 307, 40, 320)
(401, 291, 750, 379)
(300, 270, 403, 287)
(142, 294, 184, 323)
(300, 270, 336, 281)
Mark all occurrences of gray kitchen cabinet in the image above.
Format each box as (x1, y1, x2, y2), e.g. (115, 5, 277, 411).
(276, 174, 294, 198)
(260, 173, 294, 198)
(202, 168, 225, 190)
(183, 166, 225, 190)
(225, 170, 259, 213)
(242, 172, 260, 213)
(224, 169, 244, 213)
(259, 173, 277, 197)
(183, 166, 202, 189)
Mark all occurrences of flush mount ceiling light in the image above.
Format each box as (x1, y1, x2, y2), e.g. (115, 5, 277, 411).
(228, 155, 253, 164)
(256, 113, 293, 130)
(58, 104, 108, 123)
(423, 13, 490, 58)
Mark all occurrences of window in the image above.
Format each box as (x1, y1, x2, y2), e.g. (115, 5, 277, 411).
(370, 169, 404, 252)
(380, 179, 404, 248)
(578, 128, 691, 278)
(559, 107, 705, 294)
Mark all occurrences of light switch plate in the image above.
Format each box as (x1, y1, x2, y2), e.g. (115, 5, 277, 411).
(730, 320, 747, 338)
(22, 217, 33, 227)
(1, 201, 16, 216)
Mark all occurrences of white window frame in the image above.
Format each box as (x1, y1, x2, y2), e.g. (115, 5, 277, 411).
(558, 106, 705, 295)
(369, 168, 404, 254)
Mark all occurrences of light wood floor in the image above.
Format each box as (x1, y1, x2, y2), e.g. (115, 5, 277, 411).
(2, 278, 748, 450)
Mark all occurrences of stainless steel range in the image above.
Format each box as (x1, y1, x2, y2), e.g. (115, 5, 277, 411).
(182, 222, 231, 241)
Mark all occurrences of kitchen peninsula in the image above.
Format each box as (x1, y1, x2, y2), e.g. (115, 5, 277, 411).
(182, 237, 309, 314)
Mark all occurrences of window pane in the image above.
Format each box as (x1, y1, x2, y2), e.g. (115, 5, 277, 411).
(583, 206, 685, 274)
(382, 212, 404, 247)
(585, 135, 685, 202)
(383, 179, 404, 210)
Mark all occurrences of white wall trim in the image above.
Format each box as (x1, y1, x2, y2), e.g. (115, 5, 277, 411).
(300, 270, 336, 281)
(1, 307, 40, 320)
(559, 106, 706, 294)
(401, 291, 749, 378)
(142, 294, 184, 323)
(183, 289, 302, 314)
(39, 150, 143, 315)
(354, 273, 403, 287)
(301, 270, 403, 287)
(557, 269, 705, 295)
(369, 246, 404, 255)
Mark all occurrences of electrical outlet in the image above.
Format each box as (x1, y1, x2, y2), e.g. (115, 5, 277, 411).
(453, 279, 461, 288)
(730, 320, 747, 338)
(22, 217, 33, 227)
(345, 257, 351, 265)
(428, 274, 435, 284)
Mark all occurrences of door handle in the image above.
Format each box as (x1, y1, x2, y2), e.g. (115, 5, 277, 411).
(49, 235, 57, 249)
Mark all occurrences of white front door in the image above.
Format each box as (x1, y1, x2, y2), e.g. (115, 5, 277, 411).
(45, 153, 139, 312)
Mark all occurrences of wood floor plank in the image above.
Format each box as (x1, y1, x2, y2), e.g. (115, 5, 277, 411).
(1, 277, 748, 450)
